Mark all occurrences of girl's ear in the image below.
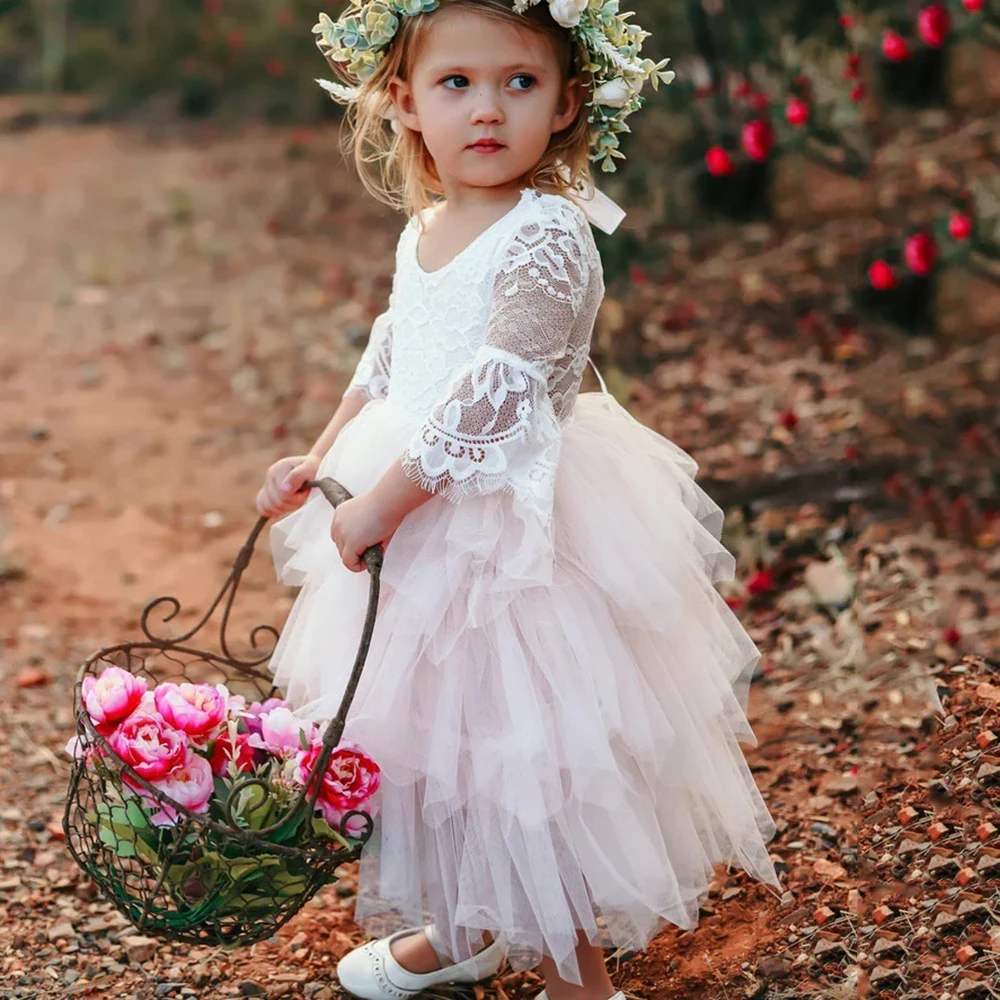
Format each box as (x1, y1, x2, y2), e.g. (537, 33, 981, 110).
(387, 75, 422, 132)
(552, 76, 584, 133)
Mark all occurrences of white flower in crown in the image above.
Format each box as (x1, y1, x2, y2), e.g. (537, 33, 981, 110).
(548, 0, 588, 29)
(593, 77, 630, 108)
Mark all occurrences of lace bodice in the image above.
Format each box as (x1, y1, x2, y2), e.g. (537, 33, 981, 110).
(345, 187, 605, 522)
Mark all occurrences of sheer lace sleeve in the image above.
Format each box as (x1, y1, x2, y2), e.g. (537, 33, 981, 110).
(344, 305, 393, 404)
(397, 205, 594, 518)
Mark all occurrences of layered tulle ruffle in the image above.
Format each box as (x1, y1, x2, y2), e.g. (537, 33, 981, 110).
(266, 391, 780, 987)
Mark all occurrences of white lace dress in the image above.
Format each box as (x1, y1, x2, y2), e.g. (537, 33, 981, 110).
(267, 187, 779, 986)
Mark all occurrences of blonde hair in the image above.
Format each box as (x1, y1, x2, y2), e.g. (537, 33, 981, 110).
(329, 0, 596, 224)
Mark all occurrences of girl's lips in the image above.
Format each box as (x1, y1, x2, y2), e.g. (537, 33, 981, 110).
(470, 141, 504, 152)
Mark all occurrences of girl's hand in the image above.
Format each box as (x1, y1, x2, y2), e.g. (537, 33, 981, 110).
(256, 454, 321, 519)
(330, 493, 400, 573)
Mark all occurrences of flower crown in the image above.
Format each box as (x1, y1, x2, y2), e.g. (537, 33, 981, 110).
(311, 0, 675, 173)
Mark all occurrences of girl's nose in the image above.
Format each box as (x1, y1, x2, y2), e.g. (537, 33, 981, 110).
(471, 90, 505, 125)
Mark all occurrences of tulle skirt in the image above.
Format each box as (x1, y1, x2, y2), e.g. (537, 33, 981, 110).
(266, 390, 780, 987)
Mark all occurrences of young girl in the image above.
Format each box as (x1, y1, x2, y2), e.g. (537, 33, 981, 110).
(256, 2, 780, 998)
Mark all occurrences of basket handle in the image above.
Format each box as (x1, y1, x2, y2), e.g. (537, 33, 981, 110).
(240, 475, 383, 839)
(300, 476, 384, 575)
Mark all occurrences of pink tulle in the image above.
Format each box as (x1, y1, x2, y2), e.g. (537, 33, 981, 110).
(266, 391, 780, 986)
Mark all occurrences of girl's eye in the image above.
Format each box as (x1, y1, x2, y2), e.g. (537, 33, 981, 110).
(440, 74, 536, 91)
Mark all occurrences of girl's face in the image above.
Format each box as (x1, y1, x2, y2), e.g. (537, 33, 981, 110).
(387, 5, 583, 195)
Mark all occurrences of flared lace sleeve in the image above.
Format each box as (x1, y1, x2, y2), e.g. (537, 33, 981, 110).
(344, 306, 393, 403)
(397, 205, 594, 518)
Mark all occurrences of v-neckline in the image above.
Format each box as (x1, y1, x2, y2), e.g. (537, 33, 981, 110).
(412, 188, 536, 277)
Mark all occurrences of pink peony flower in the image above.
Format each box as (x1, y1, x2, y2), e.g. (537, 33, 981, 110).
(247, 707, 317, 756)
(241, 697, 291, 738)
(154, 682, 229, 740)
(741, 119, 775, 162)
(917, 5, 950, 47)
(141, 749, 215, 827)
(785, 97, 810, 126)
(904, 232, 938, 276)
(111, 711, 187, 783)
(210, 729, 259, 777)
(82, 667, 147, 735)
(949, 211, 973, 240)
(882, 30, 910, 61)
(705, 146, 735, 177)
(294, 739, 381, 838)
(868, 260, 897, 290)
(64, 734, 107, 768)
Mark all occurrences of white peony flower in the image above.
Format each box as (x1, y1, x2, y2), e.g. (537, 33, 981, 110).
(548, 0, 588, 29)
(593, 77, 632, 108)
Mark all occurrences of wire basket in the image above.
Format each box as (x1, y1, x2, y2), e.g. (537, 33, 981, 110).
(62, 478, 381, 947)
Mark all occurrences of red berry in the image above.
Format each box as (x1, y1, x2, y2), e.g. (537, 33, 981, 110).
(850, 84, 867, 102)
(844, 445, 860, 460)
(749, 92, 770, 111)
(734, 80, 752, 98)
(868, 260, 897, 290)
(741, 120, 775, 162)
(885, 474, 905, 498)
(904, 232, 938, 276)
(779, 409, 799, 431)
(963, 0, 985, 10)
(705, 146, 736, 176)
(943, 626, 961, 646)
(786, 97, 810, 126)
(961, 425, 982, 448)
(629, 264, 648, 286)
(265, 58, 285, 77)
(882, 30, 910, 61)
(725, 595, 745, 611)
(918, 5, 951, 47)
(839, 15, 855, 28)
(747, 569, 775, 595)
(949, 211, 973, 240)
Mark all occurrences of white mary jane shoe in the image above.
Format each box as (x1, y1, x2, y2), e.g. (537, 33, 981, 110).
(535, 992, 626, 1000)
(336, 925, 508, 1000)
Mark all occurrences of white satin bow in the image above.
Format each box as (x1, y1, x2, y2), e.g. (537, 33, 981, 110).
(556, 161, 626, 235)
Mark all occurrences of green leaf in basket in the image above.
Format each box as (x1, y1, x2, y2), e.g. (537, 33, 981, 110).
(227, 855, 283, 883)
(95, 803, 147, 855)
(123, 798, 154, 832)
(135, 837, 160, 865)
(311, 815, 354, 851)
(243, 786, 276, 830)
(99, 833, 136, 858)
(266, 807, 306, 844)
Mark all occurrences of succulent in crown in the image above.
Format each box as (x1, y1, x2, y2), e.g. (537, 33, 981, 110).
(312, 0, 675, 173)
